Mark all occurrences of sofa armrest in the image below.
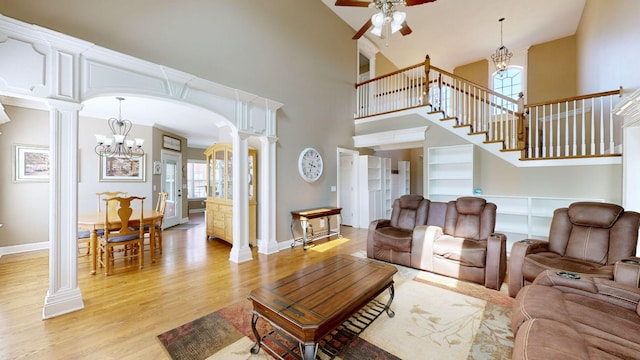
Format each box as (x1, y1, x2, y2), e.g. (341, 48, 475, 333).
(410, 225, 443, 270)
(485, 232, 507, 290)
(508, 239, 550, 297)
(366, 219, 391, 258)
(614, 257, 640, 287)
(533, 269, 640, 310)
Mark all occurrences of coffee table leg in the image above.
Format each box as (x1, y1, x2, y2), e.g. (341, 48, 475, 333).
(383, 283, 395, 318)
(299, 343, 318, 360)
(250, 313, 262, 354)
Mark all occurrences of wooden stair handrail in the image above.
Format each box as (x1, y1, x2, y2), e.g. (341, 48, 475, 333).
(524, 88, 622, 108)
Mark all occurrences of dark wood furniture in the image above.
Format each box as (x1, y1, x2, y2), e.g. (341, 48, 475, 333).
(248, 255, 397, 359)
(290, 207, 342, 250)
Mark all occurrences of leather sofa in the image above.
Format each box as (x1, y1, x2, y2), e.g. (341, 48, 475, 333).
(511, 258, 640, 359)
(508, 201, 640, 297)
(368, 195, 507, 290)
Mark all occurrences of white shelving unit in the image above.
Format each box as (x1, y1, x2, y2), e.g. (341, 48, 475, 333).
(427, 144, 478, 202)
(397, 160, 410, 196)
(359, 155, 386, 228)
(383, 157, 392, 219)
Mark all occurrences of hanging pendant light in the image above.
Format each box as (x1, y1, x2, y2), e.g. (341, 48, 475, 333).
(491, 18, 513, 76)
(94, 97, 144, 159)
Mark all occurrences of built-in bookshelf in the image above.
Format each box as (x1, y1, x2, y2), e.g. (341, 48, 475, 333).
(427, 144, 478, 202)
(358, 155, 384, 228)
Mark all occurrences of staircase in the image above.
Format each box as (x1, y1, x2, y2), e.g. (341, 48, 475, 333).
(353, 55, 623, 167)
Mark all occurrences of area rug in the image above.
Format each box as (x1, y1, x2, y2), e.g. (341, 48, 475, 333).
(157, 274, 513, 360)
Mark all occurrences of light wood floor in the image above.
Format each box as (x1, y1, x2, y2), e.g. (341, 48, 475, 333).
(0, 214, 368, 359)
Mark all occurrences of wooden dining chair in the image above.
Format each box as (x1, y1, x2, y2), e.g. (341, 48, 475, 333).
(152, 191, 168, 256)
(77, 191, 128, 255)
(142, 191, 168, 260)
(97, 196, 145, 275)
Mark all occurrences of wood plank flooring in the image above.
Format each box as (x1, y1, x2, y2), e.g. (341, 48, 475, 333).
(0, 214, 368, 359)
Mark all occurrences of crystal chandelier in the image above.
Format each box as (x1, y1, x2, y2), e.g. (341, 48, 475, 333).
(491, 18, 513, 76)
(94, 97, 144, 158)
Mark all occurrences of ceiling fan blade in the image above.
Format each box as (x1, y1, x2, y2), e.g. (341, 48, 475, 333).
(352, 18, 373, 39)
(335, 0, 371, 7)
(405, 0, 437, 5)
(399, 21, 412, 36)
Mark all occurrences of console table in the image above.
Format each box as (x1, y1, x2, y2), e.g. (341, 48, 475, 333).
(290, 207, 342, 250)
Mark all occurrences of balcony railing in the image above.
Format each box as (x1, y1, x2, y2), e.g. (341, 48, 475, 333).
(354, 55, 623, 160)
(523, 90, 622, 159)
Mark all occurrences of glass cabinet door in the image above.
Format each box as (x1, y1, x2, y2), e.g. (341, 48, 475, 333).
(226, 151, 233, 200)
(214, 149, 225, 199)
(207, 156, 214, 197)
(248, 154, 254, 201)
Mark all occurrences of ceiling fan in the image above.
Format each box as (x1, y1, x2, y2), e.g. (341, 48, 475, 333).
(335, 0, 437, 40)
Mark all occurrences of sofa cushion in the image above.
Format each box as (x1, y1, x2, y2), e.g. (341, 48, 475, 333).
(512, 284, 574, 331)
(522, 252, 613, 283)
(390, 195, 429, 231)
(512, 318, 589, 360)
(568, 202, 623, 228)
(513, 284, 640, 360)
(374, 227, 413, 252)
(432, 235, 486, 268)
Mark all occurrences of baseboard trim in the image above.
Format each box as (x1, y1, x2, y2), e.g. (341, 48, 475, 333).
(0, 241, 49, 259)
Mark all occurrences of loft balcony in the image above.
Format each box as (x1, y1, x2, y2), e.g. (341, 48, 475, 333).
(353, 55, 623, 167)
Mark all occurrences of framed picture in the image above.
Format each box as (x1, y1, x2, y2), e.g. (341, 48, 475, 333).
(100, 154, 146, 182)
(162, 135, 181, 151)
(14, 144, 50, 182)
(153, 160, 162, 175)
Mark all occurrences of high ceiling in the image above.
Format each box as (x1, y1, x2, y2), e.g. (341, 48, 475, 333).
(321, 0, 586, 71)
(1, 0, 587, 148)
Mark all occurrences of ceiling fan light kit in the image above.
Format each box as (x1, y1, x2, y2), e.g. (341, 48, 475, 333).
(335, 0, 436, 40)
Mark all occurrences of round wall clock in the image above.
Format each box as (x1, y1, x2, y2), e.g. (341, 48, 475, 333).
(298, 147, 323, 183)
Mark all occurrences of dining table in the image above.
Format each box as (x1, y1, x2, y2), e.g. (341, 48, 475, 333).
(78, 209, 164, 275)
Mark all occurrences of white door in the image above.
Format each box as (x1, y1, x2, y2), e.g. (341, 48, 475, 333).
(338, 150, 358, 227)
(161, 151, 182, 228)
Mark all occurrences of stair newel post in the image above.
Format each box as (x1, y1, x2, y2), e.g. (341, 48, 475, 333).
(423, 54, 431, 108)
(516, 92, 527, 157)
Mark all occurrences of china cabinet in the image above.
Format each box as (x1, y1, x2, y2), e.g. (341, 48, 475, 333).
(204, 143, 257, 245)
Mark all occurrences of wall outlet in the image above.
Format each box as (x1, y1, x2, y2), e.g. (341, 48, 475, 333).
(330, 186, 336, 192)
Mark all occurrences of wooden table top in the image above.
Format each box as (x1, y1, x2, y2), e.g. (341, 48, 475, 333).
(78, 209, 163, 228)
(248, 255, 397, 343)
(290, 207, 342, 220)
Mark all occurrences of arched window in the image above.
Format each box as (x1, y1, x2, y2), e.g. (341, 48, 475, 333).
(492, 66, 523, 112)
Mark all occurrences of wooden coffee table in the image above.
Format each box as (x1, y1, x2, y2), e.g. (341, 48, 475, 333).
(248, 255, 397, 359)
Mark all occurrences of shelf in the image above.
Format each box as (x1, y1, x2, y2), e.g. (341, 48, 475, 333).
(428, 144, 476, 200)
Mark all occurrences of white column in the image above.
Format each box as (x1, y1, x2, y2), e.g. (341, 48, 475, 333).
(258, 136, 279, 254)
(42, 99, 84, 319)
(229, 132, 252, 263)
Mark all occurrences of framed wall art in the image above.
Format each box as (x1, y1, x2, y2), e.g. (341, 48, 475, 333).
(99, 154, 146, 182)
(14, 144, 50, 182)
(153, 160, 162, 175)
(162, 135, 181, 151)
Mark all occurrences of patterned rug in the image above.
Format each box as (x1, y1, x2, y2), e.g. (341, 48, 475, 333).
(157, 266, 514, 360)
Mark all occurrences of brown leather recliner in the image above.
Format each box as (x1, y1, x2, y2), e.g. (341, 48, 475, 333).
(412, 196, 507, 290)
(511, 259, 640, 359)
(367, 194, 430, 267)
(508, 201, 640, 298)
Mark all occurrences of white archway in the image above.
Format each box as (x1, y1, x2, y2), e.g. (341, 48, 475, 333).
(0, 14, 282, 318)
